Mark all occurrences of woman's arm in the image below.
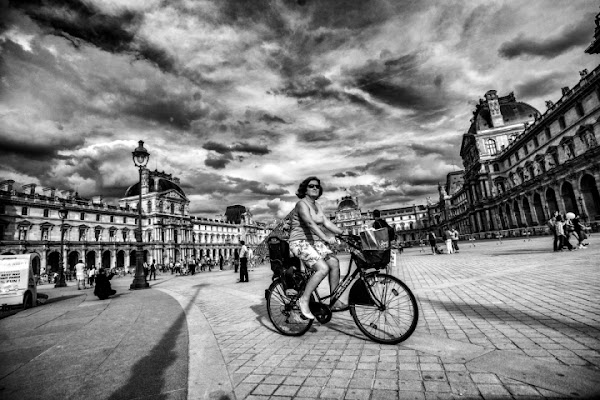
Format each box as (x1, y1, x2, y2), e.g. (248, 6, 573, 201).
(322, 214, 343, 235)
(297, 202, 336, 241)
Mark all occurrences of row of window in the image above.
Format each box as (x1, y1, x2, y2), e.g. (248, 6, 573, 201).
(14, 224, 243, 244)
(21, 207, 129, 223)
(15, 207, 242, 234)
(485, 98, 588, 168)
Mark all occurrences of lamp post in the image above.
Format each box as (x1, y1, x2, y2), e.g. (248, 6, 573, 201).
(55, 203, 68, 288)
(130, 140, 150, 290)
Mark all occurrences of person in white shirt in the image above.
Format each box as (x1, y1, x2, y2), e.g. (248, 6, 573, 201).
(88, 267, 96, 287)
(75, 260, 86, 290)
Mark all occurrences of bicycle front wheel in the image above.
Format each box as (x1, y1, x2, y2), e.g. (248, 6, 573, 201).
(267, 279, 313, 336)
(350, 273, 418, 344)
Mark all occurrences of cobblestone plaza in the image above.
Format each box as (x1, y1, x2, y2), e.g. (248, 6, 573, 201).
(1, 236, 598, 400)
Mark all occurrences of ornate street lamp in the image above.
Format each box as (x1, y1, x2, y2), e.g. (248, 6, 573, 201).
(130, 140, 150, 290)
(55, 203, 68, 288)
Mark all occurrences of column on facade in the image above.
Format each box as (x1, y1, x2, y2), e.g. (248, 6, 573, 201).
(513, 197, 529, 228)
(527, 193, 540, 227)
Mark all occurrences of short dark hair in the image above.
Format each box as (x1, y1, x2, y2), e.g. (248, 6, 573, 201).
(240, 240, 245, 245)
(296, 176, 323, 199)
(373, 209, 381, 218)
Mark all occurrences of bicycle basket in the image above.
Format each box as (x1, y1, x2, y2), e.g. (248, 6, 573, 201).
(354, 228, 391, 269)
(359, 228, 390, 251)
(354, 249, 391, 270)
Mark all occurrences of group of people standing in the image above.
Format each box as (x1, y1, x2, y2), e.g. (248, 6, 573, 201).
(426, 227, 460, 255)
(547, 211, 589, 251)
(73, 259, 116, 300)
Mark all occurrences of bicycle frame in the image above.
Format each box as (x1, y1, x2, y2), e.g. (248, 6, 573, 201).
(306, 253, 386, 311)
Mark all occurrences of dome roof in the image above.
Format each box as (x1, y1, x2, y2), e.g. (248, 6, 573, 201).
(337, 196, 357, 211)
(125, 178, 186, 198)
(470, 93, 540, 133)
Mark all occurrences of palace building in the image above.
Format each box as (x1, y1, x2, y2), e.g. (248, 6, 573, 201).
(430, 66, 600, 238)
(0, 168, 269, 276)
(331, 195, 429, 243)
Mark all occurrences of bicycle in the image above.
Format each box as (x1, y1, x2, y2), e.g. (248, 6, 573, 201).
(265, 235, 419, 344)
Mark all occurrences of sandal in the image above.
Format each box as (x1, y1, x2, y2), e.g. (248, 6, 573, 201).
(298, 298, 315, 320)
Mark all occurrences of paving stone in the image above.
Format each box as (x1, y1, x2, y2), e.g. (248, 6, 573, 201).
(273, 384, 300, 396)
(371, 389, 399, 400)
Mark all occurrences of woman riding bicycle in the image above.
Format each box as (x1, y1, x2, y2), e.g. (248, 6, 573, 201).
(289, 176, 344, 320)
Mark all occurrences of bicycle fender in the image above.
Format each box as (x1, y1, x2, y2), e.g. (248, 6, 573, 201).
(348, 277, 376, 306)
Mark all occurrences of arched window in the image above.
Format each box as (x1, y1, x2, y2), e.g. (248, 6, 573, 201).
(486, 139, 498, 155)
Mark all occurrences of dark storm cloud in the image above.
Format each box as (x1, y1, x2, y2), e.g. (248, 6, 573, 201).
(0, 135, 83, 161)
(346, 54, 448, 115)
(333, 171, 359, 178)
(205, 155, 231, 170)
(10, 0, 176, 72)
(203, 141, 270, 155)
(258, 113, 287, 124)
(124, 94, 210, 130)
(203, 141, 231, 155)
(231, 142, 270, 155)
(514, 71, 565, 100)
(298, 128, 338, 143)
(408, 142, 456, 159)
(202, 141, 270, 169)
(498, 14, 594, 59)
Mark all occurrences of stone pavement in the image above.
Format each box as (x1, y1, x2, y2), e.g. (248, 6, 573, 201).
(1, 236, 599, 400)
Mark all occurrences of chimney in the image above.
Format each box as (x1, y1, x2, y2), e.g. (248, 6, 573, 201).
(485, 90, 504, 128)
(92, 195, 103, 204)
(22, 183, 37, 195)
(0, 180, 15, 192)
(43, 187, 56, 198)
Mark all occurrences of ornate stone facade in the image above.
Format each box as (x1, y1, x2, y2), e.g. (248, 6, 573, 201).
(433, 66, 600, 238)
(0, 168, 269, 275)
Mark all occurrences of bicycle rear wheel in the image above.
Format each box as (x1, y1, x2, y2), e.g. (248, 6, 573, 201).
(267, 279, 313, 336)
(350, 273, 418, 344)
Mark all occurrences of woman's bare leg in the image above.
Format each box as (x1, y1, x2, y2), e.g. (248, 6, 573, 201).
(298, 260, 328, 319)
(325, 256, 340, 294)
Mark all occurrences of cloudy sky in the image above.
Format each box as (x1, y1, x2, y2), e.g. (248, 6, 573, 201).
(1, 0, 598, 222)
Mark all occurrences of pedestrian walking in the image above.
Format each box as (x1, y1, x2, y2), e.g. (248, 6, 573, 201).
(239, 241, 249, 282)
(219, 254, 224, 270)
(234, 249, 239, 273)
(88, 266, 96, 287)
(555, 215, 573, 251)
(444, 226, 454, 254)
(547, 211, 559, 251)
(496, 232, 503, 244)
(573, 215, 589, 249)
(450, 227, 460, 252)
(75, 259, 86, 290)
(427, 230, 437, 255)
(149, 261, 156, 280)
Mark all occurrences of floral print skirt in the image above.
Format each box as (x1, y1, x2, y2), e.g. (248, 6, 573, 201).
(289, 240, 333, 268)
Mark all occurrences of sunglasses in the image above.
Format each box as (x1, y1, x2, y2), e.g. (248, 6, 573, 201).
(307, 184, 321, 189)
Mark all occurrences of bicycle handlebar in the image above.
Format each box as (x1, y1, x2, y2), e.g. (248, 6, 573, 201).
(335, 234, 362, 250)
